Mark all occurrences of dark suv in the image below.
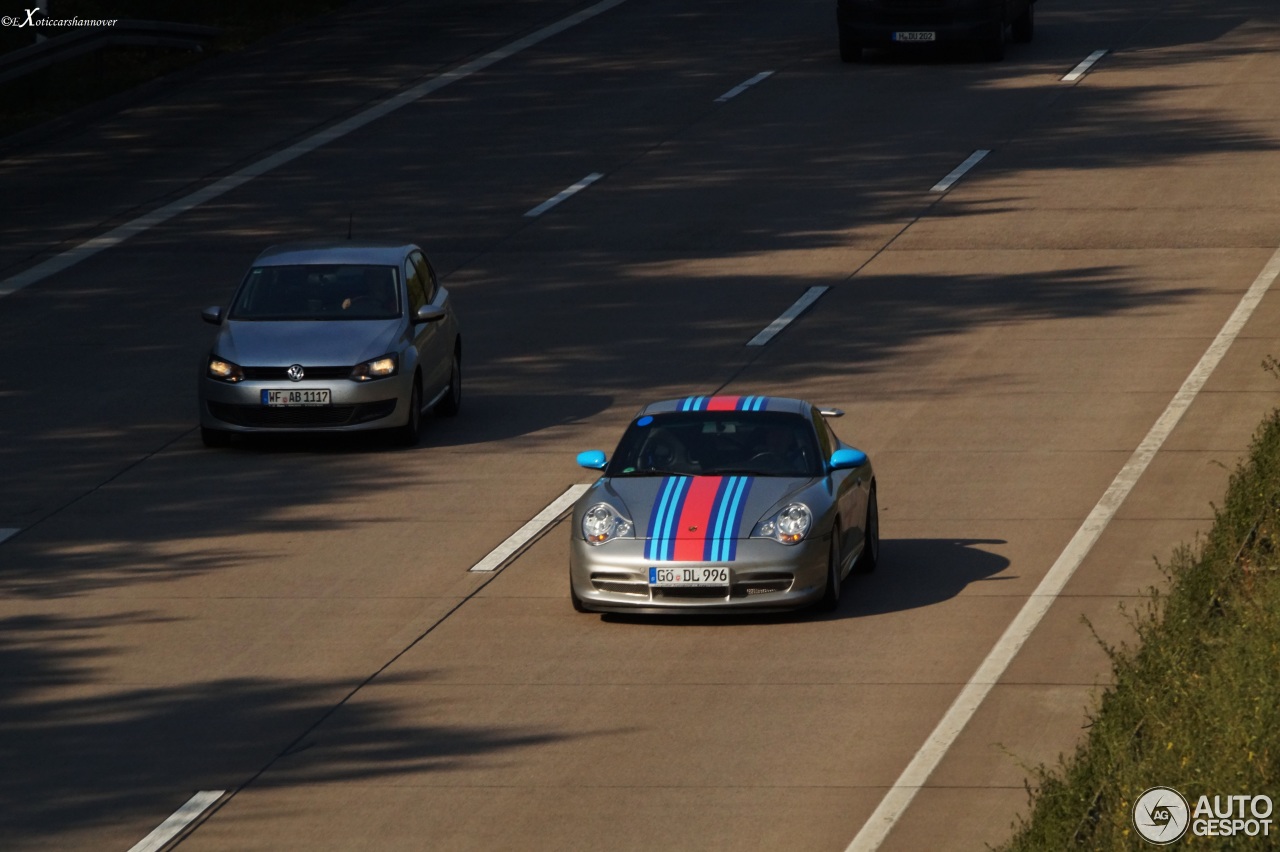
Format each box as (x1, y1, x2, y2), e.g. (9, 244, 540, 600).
(836, 0, 1035, 62)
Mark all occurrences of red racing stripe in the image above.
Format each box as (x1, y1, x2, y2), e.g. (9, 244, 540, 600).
(705, 396, 742, 411)
(672, 476, 723, 561)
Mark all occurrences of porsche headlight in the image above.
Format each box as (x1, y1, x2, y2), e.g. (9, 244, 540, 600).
(757, 502, 812, 545)
(351, 353, 398, 381)
(582, 503, 634, 545)
(207, 355, 244, 383)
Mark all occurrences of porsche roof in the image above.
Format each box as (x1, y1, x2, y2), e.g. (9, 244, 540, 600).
(637, 396, 813, 416)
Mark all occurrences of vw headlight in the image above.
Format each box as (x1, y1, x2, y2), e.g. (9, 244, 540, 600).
(207, 355, 244, 383)
(756, 502, 812, 545)
(351, 353, 398, 381)
(581, 503, 634, 545)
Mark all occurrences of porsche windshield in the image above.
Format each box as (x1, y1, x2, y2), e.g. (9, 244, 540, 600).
(606, 411, 822, 478)
(229, 264, 401, 321)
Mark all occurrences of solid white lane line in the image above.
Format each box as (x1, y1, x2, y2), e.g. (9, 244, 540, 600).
(715, 70, 774, 103)
(930, 150, 990, 193)
(523, 173, 604, 218)
(0, 0, 631, 299)
(0, 528, 18, 544)
(846, 242, 1280, 852)
(1063, 49, 1108, 82)
(747, 286, 829, 347)
(128, 790, 224, 852)
(469, 484, 592, 572)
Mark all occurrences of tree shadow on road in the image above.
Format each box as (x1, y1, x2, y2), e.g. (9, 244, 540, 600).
(0, 614, 607, 844)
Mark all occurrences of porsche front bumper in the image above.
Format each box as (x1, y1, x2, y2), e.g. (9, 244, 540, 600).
(569, 534, 831, 614)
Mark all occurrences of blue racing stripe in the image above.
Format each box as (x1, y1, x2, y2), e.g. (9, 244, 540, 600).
(660, 478, 692, 560)
(648, 476, 690, 561)
(702, 476, 751, 561)
(682, 396, 706, 411)
(722, 476, 753, 561)
(645, 476, 680, 560)
(701, 476, 734, 561)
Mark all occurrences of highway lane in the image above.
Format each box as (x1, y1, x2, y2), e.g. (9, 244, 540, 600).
(0, 0, 612, 277)
(1, 0, 1279, 849)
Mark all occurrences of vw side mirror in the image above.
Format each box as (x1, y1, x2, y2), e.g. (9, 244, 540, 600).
(414, 305, 447, 324)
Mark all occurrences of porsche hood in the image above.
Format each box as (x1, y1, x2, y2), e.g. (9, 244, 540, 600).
(595, 474, 820, 561)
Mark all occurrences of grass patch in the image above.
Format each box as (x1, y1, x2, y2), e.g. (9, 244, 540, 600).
(1000, 366, 1280, 849)
(0, 0, 348, 138)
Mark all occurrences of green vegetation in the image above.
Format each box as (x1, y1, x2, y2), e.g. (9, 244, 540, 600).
(1001, 364, 1280, 849)
(0, 0, 347, 138)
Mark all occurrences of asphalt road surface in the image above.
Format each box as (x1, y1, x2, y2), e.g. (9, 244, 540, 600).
(2, 0, 1279, 849)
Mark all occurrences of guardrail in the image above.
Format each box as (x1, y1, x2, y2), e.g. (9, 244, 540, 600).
(0, 19, 221, 84)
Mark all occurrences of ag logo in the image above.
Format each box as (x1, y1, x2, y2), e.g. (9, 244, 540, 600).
(1133, 787, 1190, 844)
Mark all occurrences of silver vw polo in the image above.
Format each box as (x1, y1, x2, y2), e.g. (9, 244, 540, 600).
(198, 242, 461, 447)
(570, 395, 879, 615)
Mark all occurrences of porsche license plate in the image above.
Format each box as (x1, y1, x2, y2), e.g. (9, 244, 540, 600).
(649, 566, 729, 587)
(893, 31, 936, 42)
(262, 389, 331, 406)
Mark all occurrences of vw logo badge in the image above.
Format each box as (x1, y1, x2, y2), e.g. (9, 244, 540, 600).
(287, 364, 305, 382)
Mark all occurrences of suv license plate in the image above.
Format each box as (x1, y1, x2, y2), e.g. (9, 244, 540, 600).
(649, 566, 729, 587)
(262, 389, 331, 406)
(893, 31, 936, 42)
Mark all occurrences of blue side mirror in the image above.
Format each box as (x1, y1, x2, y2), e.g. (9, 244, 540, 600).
(829, 448, 867, 470)
(577, 450, 607, 470)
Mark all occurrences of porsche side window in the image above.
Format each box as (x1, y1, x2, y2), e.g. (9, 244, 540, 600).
(812, 409, 834, 458)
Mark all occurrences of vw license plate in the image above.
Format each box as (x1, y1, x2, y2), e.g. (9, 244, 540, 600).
(893, 31, 936, 42)
(649, 566, 729, 587)
(262, 389, 331, 406)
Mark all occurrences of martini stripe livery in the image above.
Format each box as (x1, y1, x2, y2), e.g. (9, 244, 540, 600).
(646, 475, 755, 562)
(647, 475, 690, 561)
(677, 395, 770, 412)
(672, 476, 725, 561)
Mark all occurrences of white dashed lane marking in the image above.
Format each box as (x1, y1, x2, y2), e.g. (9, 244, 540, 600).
(523, 173, 604, 218)
(469, 484, 592, 572)
(128, 790, 225, 852)
(747, 286, 829, 347)
(715, 71, 774, 103)
(931, 149, 990, 192)
(1063, 49, 1108, 82)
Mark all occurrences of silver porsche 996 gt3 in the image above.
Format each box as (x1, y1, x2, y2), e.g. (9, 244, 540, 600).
(570, 395, 878, 614)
